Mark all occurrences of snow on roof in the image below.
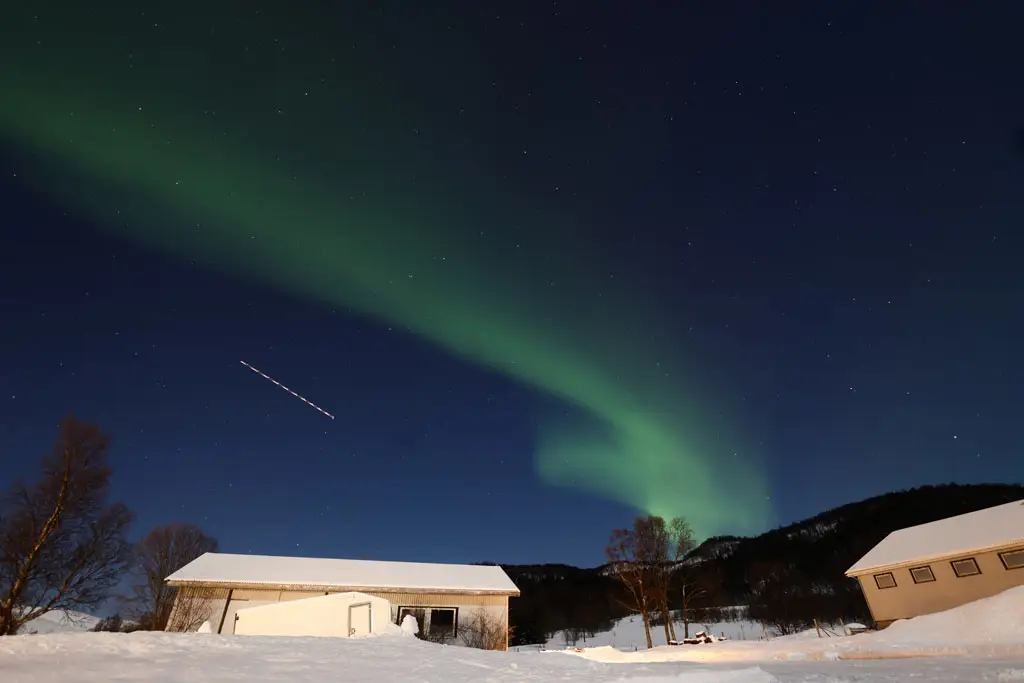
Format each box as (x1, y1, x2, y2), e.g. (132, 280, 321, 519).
(166, 552, 520, 595)
(846, 499, 1024, 576)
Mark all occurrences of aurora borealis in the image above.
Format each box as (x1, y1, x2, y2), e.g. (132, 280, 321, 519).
(0, 3, 769, 538)
(4, 2, 1021, 565)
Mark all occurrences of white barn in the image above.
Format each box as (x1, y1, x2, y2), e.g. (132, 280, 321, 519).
(165, 552, 520, 650)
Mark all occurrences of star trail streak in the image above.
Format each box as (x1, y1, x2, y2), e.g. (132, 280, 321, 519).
(239, 361, 335, 421)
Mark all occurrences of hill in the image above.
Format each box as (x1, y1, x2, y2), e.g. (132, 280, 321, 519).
(504, 483, 1024, 645)
(17, 610, 100, 635)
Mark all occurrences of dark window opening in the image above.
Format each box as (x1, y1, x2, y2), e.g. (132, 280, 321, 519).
(429, 608, 457, 638)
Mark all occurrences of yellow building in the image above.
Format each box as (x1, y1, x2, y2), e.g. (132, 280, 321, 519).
(846, 499, 1024, 628)
(165, 552, 519, 649)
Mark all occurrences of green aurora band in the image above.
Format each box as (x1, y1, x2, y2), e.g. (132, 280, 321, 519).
(1, 5, 771, 538)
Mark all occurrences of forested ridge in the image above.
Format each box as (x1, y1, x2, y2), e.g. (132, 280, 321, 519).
(503, 483, 1024, 644)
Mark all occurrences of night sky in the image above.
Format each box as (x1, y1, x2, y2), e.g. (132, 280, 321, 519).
(1, 2, 1021, 567)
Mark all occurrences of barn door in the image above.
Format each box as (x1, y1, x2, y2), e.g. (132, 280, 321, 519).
(348, 602, 372, 637)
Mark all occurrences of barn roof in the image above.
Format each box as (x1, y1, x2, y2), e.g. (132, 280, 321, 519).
(846, 499, 1024, 576)
(166, 552, 520, 595)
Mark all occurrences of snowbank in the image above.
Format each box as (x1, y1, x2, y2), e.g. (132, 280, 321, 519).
(567, 586, 1024, 664)
(874, 585, 1024, 648)
(0, 625, 1020, 683)
(0, 630, 777, 683)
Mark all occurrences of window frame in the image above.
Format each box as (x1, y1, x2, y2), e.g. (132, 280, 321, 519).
(427, 607, 458, 639)
(873, 571, 897, 589)
(909, 565, 936, 584)
(396, 605, 459, 639)
(950, 557, 982, 578)
(998, 548, 1024, 571)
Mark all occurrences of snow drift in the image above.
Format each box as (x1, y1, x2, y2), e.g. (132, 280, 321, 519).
(568, 586, 1024, 663)
(0, 630, 777, 683)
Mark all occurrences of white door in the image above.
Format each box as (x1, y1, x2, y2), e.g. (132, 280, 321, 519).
(348, 603, 371, 637)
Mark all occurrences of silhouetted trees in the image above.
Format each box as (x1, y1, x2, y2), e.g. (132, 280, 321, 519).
(0, 417, 135, 636)
(506, 564, 623, 646)
(131, 523, 218, 631)
(92, 613, 137, 632)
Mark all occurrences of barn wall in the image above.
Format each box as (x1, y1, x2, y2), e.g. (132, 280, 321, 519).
(165, 587, 229, 633)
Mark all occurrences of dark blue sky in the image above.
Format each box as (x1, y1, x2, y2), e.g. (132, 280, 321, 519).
(2, 2, 1022, 567)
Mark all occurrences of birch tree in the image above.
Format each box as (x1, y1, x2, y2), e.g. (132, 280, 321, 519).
(667, 517, 699, 639)
(606, 516, 661, 649)
(0, 417, 133, 635)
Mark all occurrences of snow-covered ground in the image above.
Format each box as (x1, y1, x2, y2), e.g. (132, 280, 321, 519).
(543, 609, 867, 652)
(564, 586, 1024, 664)
(544, 611, 786, 651)
(2, 629, 1022, 683)
(0, 588, 1021, 682)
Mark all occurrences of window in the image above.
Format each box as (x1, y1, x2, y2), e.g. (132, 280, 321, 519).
(999, 549, 1024, 570)
(910, 565, 936, 584)
(428, 608, 457, 639)
(397, 606, 458, 641)
(951, 557, 981, 577)
(873, 572, 896, 589)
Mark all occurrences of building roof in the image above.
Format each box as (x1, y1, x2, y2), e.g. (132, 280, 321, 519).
(166, 552, 520, 595)
(846, 499, 1024, 576)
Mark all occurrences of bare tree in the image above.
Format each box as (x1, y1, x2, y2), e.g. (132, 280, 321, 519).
(563, 625, 585, 648)
(666, 517, 698, 640)
(677, 572, 709, 639)
(606, 517, 661, 649)
(0, 417, 134, 636)
(131, 523, 218, 630)
(458, 609, 508, 651)
(165, 584, 219, 632)
(646, 517, 672, 645)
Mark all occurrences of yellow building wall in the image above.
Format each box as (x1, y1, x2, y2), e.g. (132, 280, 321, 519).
(858, 546, 1024, 626)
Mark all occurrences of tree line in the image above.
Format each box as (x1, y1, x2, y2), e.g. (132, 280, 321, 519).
(0, 416, 217, 635)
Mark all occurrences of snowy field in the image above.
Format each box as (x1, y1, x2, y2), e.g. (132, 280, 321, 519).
(3, 630, 1023, 683)
(543, 609, 785, 651)
(561, 586, 1024, 663)
(1, 587, 1021, 682)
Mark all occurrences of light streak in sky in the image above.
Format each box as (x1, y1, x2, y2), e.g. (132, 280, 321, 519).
(239, 360, 335, 420)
